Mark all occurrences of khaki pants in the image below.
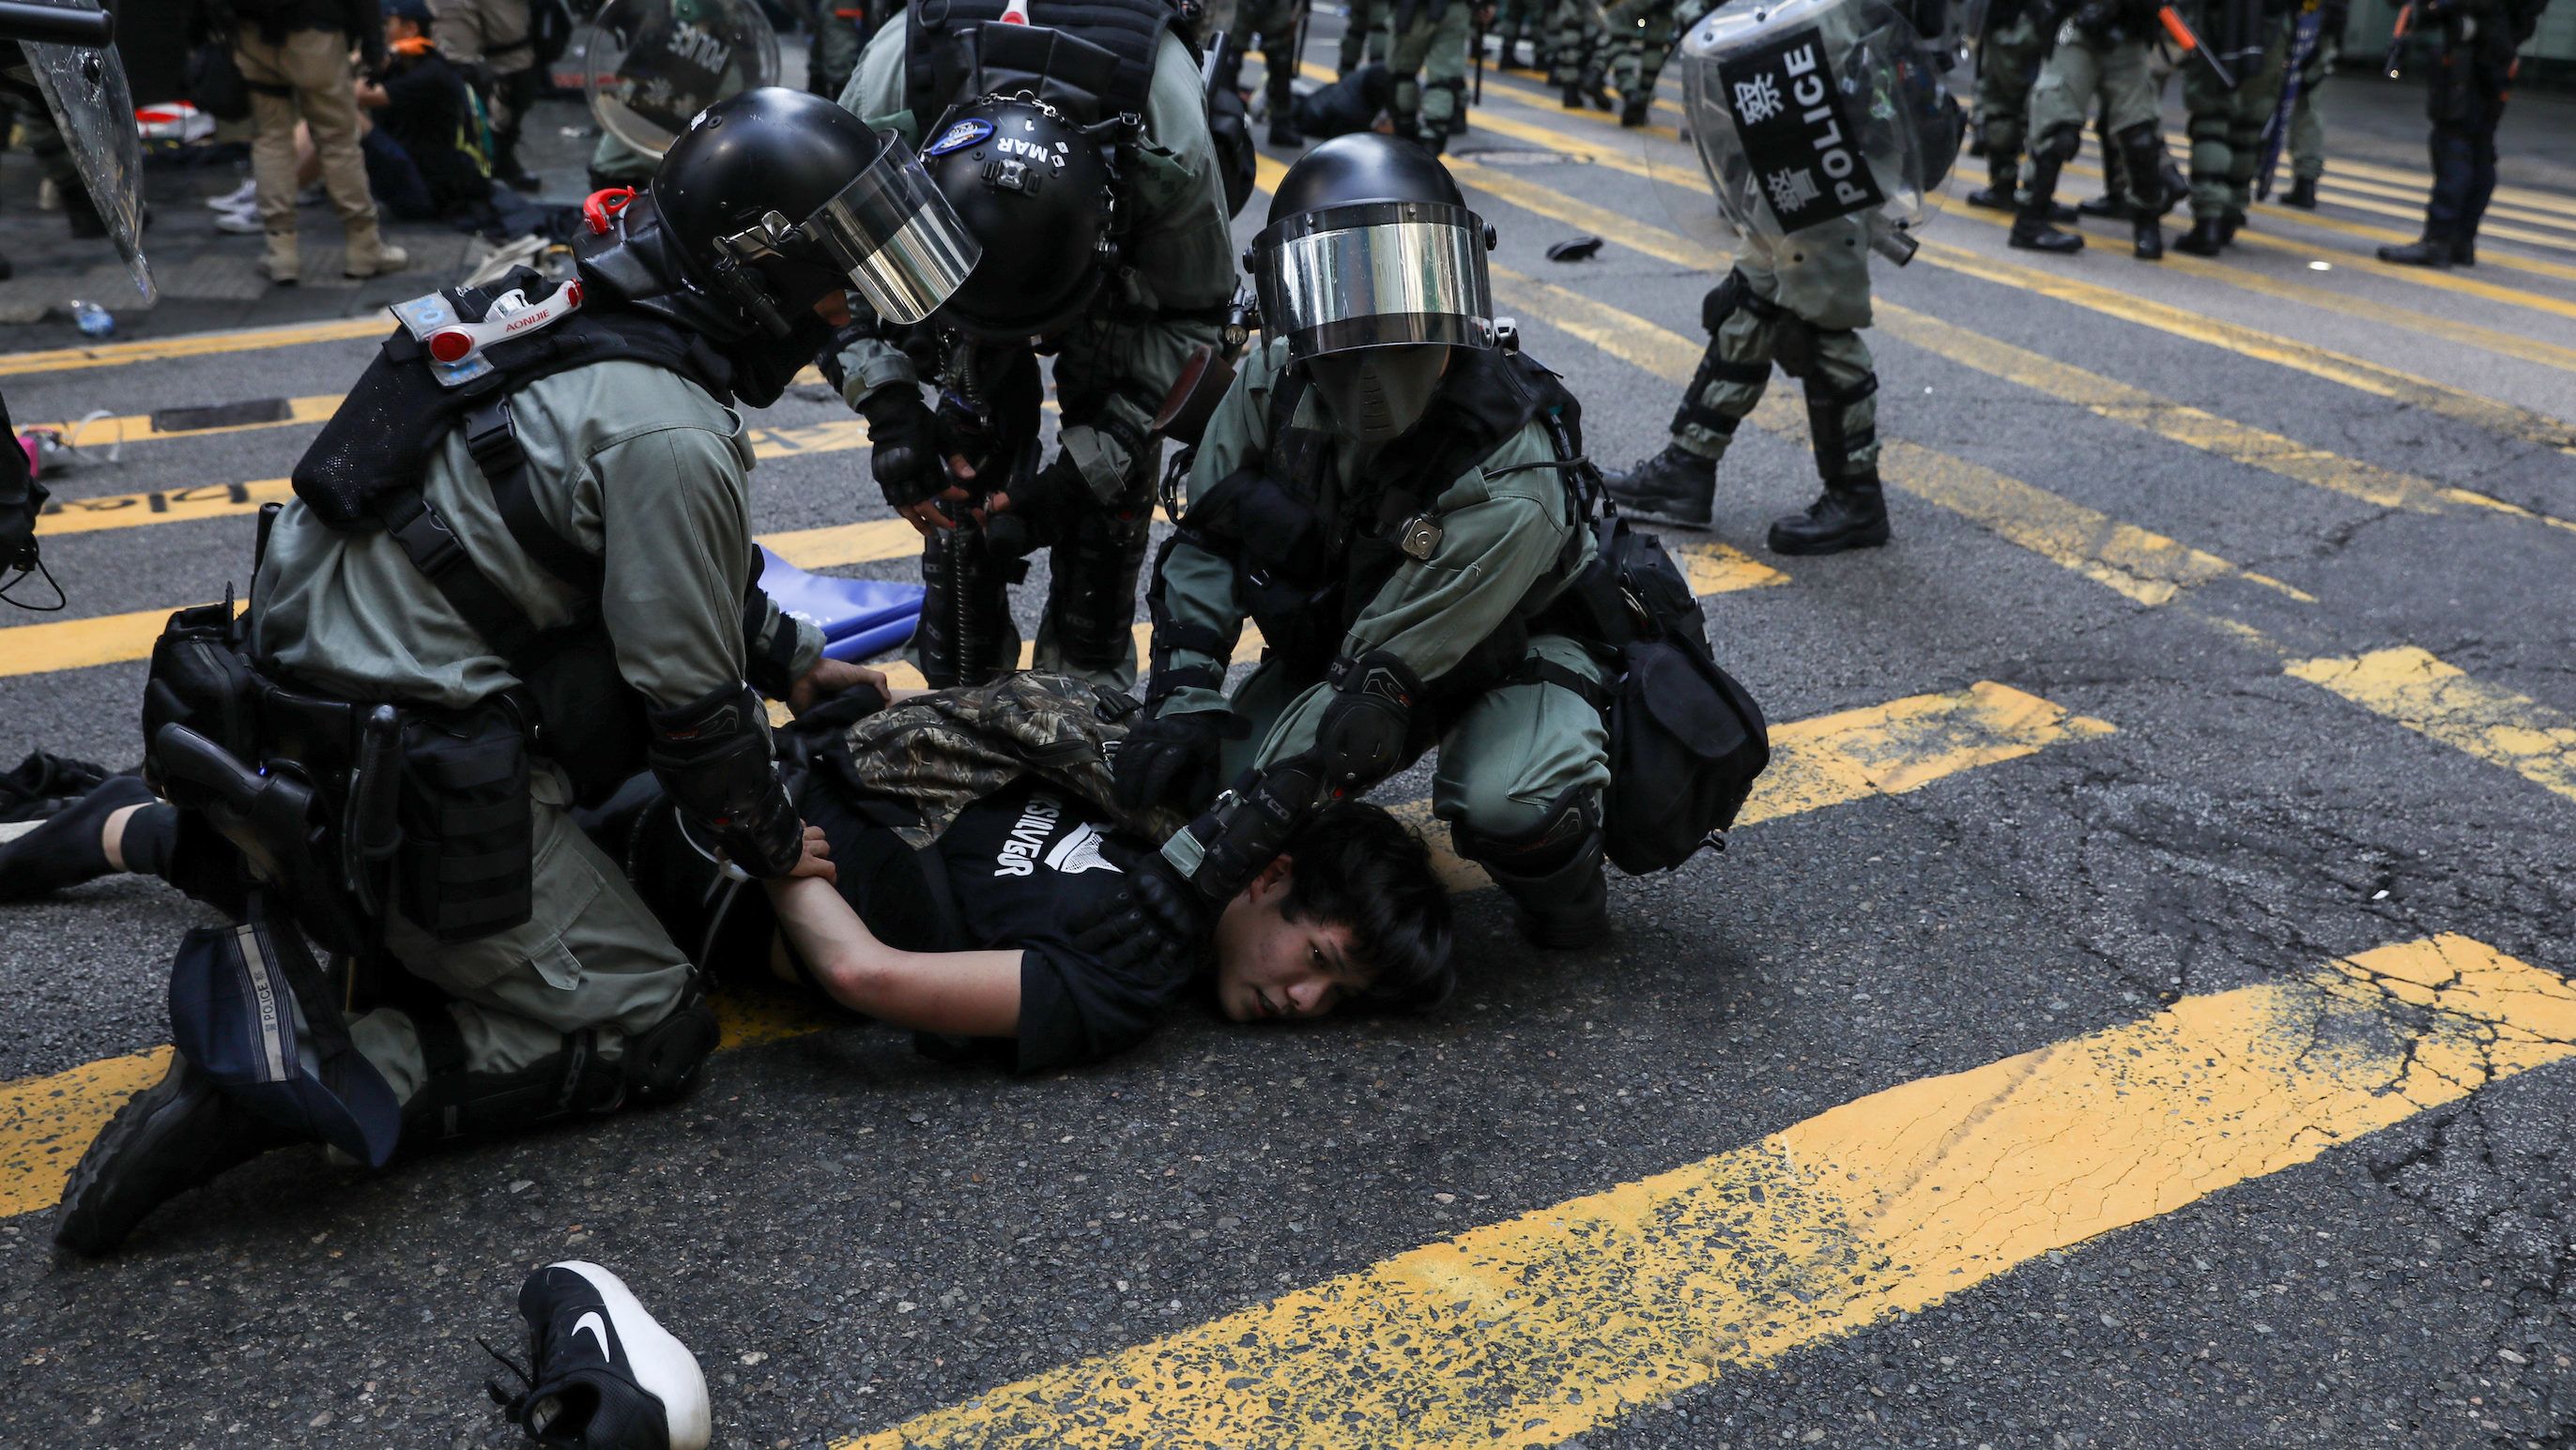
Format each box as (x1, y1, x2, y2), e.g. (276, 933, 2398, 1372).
(233, 27, 379, 242)
(348, 765, 697, 1102)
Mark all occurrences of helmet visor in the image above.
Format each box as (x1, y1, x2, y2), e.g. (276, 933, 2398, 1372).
(1252, 201, 1495, 359)
(801, 140, 983, 325)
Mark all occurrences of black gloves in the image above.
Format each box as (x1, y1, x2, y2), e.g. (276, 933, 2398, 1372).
(860, 388, 946, 509)
(983, 451, 1093, 560)
(1069, 844, 1210, 985)
(1113, 709, 1237, 812)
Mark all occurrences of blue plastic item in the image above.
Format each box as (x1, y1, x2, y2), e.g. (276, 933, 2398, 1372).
(757, 547, 924, 664)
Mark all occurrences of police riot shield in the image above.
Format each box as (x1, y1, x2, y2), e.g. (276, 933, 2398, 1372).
(1647, 0, 1961, 263)
(587, 0, 781, 157)
(19, 15, 155, 301)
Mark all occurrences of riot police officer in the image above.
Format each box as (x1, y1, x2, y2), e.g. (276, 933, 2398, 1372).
(54, 89, 979, 1255)
(2174, 0, 2293, 254)
(1120, 135, 1617, 948)
(2009, 0, 2170, 258)
(2376, 0, 2553, 267)
(829, 0, 1236, 692)
(1963, 0, 2055, 212)
(1385, 0, 1475, 150)
(1604, 0, 1958, 555)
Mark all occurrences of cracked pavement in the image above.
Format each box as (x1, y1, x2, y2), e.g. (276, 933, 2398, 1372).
(2, 48, 2575, 1450)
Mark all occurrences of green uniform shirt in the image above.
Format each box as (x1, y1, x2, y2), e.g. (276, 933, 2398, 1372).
(1152, 339, 1600, 764)
(252, 359, 823, 714)
(832, 23, 1236, 497)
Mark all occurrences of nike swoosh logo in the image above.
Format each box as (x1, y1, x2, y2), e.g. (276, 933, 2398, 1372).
(571, 1310, 610, 1361)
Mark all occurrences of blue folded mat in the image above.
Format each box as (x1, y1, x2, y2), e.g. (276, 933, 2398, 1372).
(758, 547, 925, 664)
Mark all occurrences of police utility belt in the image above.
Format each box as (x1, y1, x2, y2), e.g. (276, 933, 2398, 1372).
(141, 271, 728, 951)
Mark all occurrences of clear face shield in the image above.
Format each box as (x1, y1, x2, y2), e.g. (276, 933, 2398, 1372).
(1251, 201, 1495, 445)
(713, 141, 981, 326)
(18, 27, 154, 301)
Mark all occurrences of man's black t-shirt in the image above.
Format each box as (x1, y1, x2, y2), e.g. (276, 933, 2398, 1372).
(798, 775, 1201, 1072)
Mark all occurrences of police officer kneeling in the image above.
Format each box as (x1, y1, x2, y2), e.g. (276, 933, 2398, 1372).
(1122, 135, 1617, 948)
(55, 88, 980, 1256)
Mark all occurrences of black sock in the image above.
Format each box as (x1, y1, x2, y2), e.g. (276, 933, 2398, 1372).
(119, 802, 178, 880)
(0, 776, 159, 901)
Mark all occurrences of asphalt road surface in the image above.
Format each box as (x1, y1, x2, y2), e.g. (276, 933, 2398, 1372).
(4, 35, 2576, 1450)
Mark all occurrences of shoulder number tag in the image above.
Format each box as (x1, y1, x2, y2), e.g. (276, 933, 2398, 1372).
(1398, 515, 1443, 561)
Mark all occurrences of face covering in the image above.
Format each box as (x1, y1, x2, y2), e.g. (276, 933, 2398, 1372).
(1306, 345, 1449, 448)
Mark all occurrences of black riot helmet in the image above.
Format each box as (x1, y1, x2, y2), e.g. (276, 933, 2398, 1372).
(652, 86, 981, 336)
(916, 94, 1122, 341)
(1251, 135, 1498, 445)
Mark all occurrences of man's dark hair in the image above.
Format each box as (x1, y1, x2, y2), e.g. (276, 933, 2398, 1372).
(1277, 800, 1454, 1013)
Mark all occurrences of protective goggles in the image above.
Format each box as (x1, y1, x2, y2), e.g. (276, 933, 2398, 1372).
(1250, 200, 1497, 359)
(717, 139, 981, 325)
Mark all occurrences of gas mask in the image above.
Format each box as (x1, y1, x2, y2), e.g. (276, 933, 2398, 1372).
(1305, 345, 1450, 448)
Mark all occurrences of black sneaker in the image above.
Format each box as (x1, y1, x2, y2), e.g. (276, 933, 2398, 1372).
(487, 1262, 712, 1450)
(54, 1051, 291, 1256)
(0, 774, 155, 901)
(1603, 445, 1718, 528)
(0, 750, 113, 823)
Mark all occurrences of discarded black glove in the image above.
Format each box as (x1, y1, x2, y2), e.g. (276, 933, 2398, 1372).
(860, 388, 945, 509)
(1546, 235, 1605, 262)
(1113, 709, 1238, 812)
(983, 451, 1091, 560)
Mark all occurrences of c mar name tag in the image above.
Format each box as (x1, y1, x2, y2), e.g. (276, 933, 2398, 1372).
(1717, 23, 1887, 232)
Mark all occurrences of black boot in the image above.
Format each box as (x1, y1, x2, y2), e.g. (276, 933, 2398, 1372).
(1604, 444, 1717, 528)
(2173, 216, 2228, 255)
(1768, 470, 1891, 556)
(54, 1051, 295, 1255)
(1269, 116, 1306, 147)
(2133, 212, 2163, 260)
(2009, 148, 2083, 252)
(2218, 207, 2244, 242)
(2451, 237, 2476, 267)
(1584, 76, 1615, 110)
(2377, 237, 2453, 267)
(1561, 81, 1585, 108)
(2078, 191, 2129, 218)
(1619, 94, 1649, 128)
(1964, 152, 2020, 211)
(1266, 69, 1303, 147)
(2283, 175, 2319, 208)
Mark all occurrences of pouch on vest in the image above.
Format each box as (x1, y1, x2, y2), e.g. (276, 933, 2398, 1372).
(1579, 518, 1770, 873)
(141, 589, 262, 795)
(396, 705, 534, 944)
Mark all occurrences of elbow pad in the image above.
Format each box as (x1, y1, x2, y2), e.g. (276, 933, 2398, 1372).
(645, 684, 802, 880)
(1161, 756, 1326, 903)
(1316, 650, 1426, 795)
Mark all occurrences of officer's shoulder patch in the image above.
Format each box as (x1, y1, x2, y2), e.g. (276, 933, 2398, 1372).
(925, 116, 993, 156)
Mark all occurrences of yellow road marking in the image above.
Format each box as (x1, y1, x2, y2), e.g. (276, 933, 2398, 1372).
(2055, 161, 2576, 282)
(2285, 647, 2576, 803)
(18, 393, 345, 450)
(1456, 93, 2576, 454)
(37, 418, 875, 540)
(0, 676, 2094, 1223)
(1867, 307, 2576, 534)
(839, 933, 2566, 1450)
(1491, 267, 2315, 606)
(1941, 204, 2576, 376)
(0, 317, 390, 378)
(1675, 540, 1786, 594)
(2159, 133, 2576, 222)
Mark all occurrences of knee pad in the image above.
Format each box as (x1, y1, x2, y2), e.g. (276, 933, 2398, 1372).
(1700, 268, 1748, 335)
(2031, 124, 2081, 165)
(1452, 787, 1602, 879)
(1318, 649, 1428, 794)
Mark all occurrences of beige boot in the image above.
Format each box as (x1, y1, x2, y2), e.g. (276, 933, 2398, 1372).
(260, 231, 300, 286)
(342, 222, 411, 280)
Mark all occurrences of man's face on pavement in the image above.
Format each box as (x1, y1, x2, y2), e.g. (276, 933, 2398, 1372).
(1211, 859, 1366, 1025)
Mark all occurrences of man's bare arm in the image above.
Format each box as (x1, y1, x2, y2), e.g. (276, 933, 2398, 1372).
(763, 874, 1023, 1037)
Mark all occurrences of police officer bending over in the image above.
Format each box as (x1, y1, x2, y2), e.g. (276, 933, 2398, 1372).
(826, 0, 1236, 691)
(54, 89, 982, 1255)
(1120, 135, 1617, 949)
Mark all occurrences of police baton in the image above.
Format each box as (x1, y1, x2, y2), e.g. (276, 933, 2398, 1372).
(2382, 0, 2415, 77)
(2156, 5, 2238, 89)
